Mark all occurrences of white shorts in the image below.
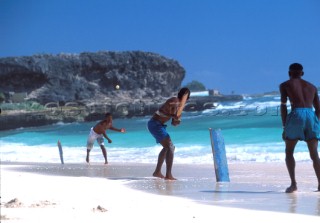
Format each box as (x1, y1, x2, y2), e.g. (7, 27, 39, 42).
(86, 127, 104, 150)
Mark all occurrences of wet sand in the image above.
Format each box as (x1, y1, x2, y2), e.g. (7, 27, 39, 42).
(1, 161, 320, 222)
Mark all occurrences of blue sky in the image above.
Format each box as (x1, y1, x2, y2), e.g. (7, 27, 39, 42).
(1, 0, 320, 94)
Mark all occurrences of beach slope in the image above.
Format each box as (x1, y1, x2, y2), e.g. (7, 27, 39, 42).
(1, 162, 319, 222)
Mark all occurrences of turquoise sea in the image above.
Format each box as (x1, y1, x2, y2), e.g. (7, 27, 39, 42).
(1, 93, 319, 164)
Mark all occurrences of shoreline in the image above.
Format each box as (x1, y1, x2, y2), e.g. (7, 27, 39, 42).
(1, 162, 320, 222)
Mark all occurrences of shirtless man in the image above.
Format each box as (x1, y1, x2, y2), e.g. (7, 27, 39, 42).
(280, 63, 320, 193)
(86, 113, 125, 164)
(147, 87, 190, 180)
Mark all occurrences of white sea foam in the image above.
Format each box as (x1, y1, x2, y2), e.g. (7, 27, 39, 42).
(1, 93, 319, 165)
(1, 140, 317, 164)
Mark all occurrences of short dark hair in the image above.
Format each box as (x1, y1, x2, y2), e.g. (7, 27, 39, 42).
(289, 63, 303, 71)
(178, 87, 190, 100)
(105, 112, 112, 118)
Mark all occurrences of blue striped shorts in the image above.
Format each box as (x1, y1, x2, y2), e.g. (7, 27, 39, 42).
(284, 108, 320, 141)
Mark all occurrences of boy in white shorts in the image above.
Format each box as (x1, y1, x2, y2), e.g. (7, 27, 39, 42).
(86, 113, 125, 164)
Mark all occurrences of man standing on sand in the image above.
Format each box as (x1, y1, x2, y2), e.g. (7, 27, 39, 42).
(280, 63, 320, 193)
(86, 113, 126, 164)
(147, 87, 190, 180)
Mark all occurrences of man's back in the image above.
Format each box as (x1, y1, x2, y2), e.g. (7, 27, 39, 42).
(280, 78, 317, 109)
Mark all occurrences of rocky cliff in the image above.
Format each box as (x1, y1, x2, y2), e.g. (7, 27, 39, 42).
(0, 51, 186, 130)
(0, 51, 244, 131)
(0, 51, 185, 103)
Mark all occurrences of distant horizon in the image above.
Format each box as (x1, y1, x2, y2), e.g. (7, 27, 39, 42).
(0, 49, 283, 96)
(1, 0, 319, 95)
(1, 49, 319, 96)
(188, 87, 280, 96)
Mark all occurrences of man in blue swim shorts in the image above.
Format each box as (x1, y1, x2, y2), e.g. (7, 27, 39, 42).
(280, 63, 320, 193)
(147, 87, 190, 180)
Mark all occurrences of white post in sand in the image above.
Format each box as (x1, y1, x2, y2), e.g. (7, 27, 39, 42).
(57, 140, 64, 164)
(209, 128, 230, 182)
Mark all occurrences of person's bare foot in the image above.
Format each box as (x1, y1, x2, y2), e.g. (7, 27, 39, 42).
(165, 175, 177, 180)
(104, 161, 108, 165)
(285, 184, 297, 193)
(153, 172, 165, 179)
(86, 156, 90, 164)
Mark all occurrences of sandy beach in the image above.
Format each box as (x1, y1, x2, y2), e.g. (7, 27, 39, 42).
(1, 161, 320, 222)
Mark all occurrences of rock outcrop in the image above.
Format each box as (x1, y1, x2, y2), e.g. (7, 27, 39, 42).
(0, 51, 185, 103)
(0, 51, 186, 130)
(0, 51, 244, 130)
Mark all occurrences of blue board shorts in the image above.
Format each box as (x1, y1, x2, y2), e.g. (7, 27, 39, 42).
(147, 118, 170, 143)
(284, 108, 320, 141)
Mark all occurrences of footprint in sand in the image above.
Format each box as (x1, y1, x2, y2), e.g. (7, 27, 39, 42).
(4, 198, 23, 208)
(30, 200, 57, 208)
(93, 205, 108, 212)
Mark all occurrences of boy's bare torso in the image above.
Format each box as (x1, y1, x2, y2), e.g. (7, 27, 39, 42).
(93, 119, 112, 134)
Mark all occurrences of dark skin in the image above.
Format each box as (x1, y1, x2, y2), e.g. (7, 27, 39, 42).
(152, 95, 186, 180)
(280, 70, 320, 193)
(86, 115, 125, 164)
